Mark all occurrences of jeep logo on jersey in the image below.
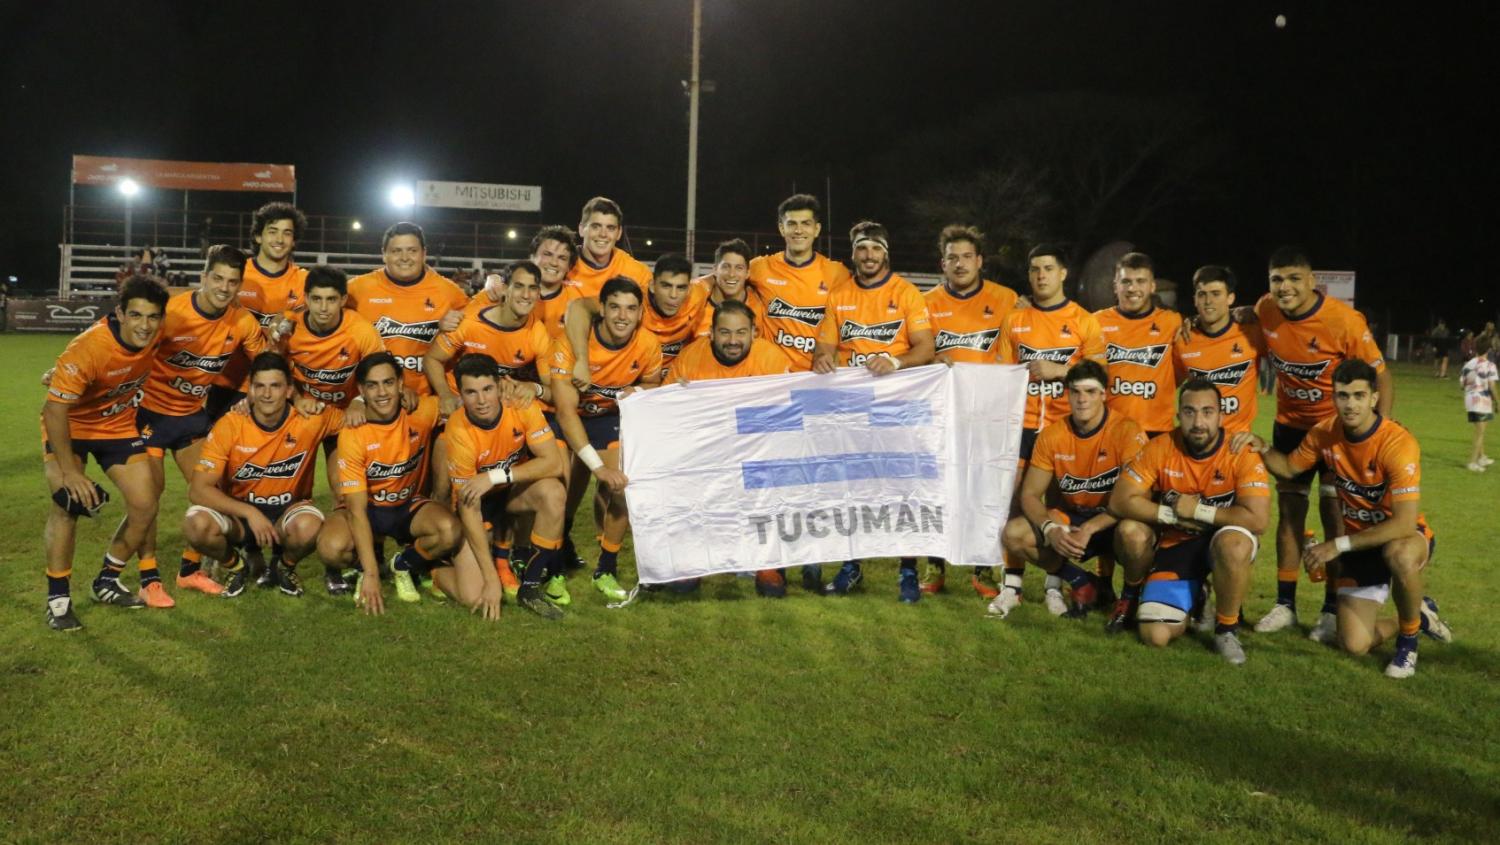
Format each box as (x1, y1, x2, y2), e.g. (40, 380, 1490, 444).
(367, 449, 425, 480)
(1017, 343, 1078, 364)
(764, 298, 826, 327)
(165, 349, 231, 373)
(296, 362, 357, 385)
(1268, 352, 1331, 381)
(1058, 467, 1121, 495)
(839, 319, 903, 345)
(1332, 473, 1387, 503)
(1188, 360, 1254, 387)
(372, 315, 442, 342)
(1106, 343, 1169, 369)
(232, 451, 307, 481)
(476, 451, 524, 475)
(935, 328, 1001, 354)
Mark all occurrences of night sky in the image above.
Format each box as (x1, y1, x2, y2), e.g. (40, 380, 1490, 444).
(2, 1, 1492, 331)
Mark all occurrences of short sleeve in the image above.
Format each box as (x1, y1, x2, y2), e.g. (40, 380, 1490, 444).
(356, 316, 387, 356)
(435, 321, 466, 356)
(1079, 313, 1106, 360)
(195, 416, 236, 477)
(444, 427, 477, 483)
(1122, 440, 1161, 490)
(816, 302, 839, 347)
(1383, 436, 1422, 502)
(1116, 418, 1148, 464)
(1286, 425, 1325, 474)
(48, 339, 97, 404)
(521, 404, 556, 448)
(336, 429, 368, 494)
(904, 286, 931, 332)
(549, 337, 575, 381)
(1029, 424, 1059, 473)
(639, 340, 664, 383)
(240, 311, 270, 356)
(1234, 451, 1272, 498)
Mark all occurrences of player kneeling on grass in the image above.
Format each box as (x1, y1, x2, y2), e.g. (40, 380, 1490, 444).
(42, 275, 169, 630)
(994, 361, 1151, 622)
(1231, 359, 1453, 678)
(183, 352, 341, 598)
(1107, 379, 1270, 665)
(444, 353, 567, 619)
(316, 353, 467, 616)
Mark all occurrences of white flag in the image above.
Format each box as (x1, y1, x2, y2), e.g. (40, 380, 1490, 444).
(620, 363, 1028, 584)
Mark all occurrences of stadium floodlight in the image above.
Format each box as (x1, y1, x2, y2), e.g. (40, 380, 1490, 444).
(117, 178, 141, 197)
(506, 229, 517, 240)
(388, 184, 415, 209)
(645, 239, 654, 247)
(351, 220, 363, 231)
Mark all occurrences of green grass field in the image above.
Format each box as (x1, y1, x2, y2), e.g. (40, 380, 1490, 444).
(2, 331, 1497, 844)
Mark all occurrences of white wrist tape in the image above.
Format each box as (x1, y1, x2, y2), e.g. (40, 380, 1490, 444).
(1040, 520, 1060, 540)
(577, 445, 605, 471)
(1157, 503, 1178, 525)
(1193, 502, 1218, 525)
(884, 353, 901, 370)
(1334, 535, 1352, 553)
(486, 467, 513, 486)
(535, 382, 545, 398)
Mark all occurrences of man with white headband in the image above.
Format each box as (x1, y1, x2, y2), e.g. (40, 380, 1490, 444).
(1107, 378, 1271, 664)
(993, 360, 1153, 625)
(812, 220, 935, 602)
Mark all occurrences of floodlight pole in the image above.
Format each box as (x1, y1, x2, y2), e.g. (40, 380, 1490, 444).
(684, 0, 702, 261)
(124, 198, 133, 249)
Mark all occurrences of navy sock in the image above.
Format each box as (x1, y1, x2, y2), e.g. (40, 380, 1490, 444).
(1276, 578, 1297, 607)
(95, 553, 126, 586)
(1320, 582, 1338, 615)
(1056, 563, 1092, 591)
(898, 557, 918, 573)
(394, 545, 431, 573)
(523, 548, 555, 588)
(1215, 619, 1239, 635)
(596, 548, 618, 576)
(1395, 632, 1419, 652)
(1121, 580, 1143, 602)
(48, 573, 70, 599)
(930, 558, 948, 574)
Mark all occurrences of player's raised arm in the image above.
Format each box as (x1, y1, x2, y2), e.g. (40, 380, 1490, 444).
(422, 335, 461, 416)
(563, 296, 602, 388)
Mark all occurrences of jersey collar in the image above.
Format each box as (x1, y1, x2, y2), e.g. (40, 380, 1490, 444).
(1068, 408, 1109, 440)
(190, 291, 228, 321)
(592, 322, 632, 351)
(303, 309, 345, 338)
(1346, 413, 1383, 444)
(251, 405, 291, 433)
(854, 270, 893, 290)
(1286, 292, 1326, 322)
(1116, 304, 1156, 320)
(1184, 428, 1225, 460)
(479, 306, 525, 333)
(1033, 296, 1071, 313)
(943, 280, 983, 300)
(781, 250, 816, 269)
(381, 268, 428, 288)
(465, 407, 503, 431)
(579, 250, 616, 271)
(1198, 318, 1234, 339)
(251, 257, 290, 279)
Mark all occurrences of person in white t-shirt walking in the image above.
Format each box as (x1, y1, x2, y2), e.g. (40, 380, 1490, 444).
(1460, 339, 1499, 471)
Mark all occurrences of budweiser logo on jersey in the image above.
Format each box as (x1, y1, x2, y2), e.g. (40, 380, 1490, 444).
(660, 339, 687, 358)
(1106, 343, 1169, 368)
(232, 451, 307, 481)
(1332, 473, 1387, 503)
(104, 373, 149, 399)
(1269, 352, 1331, 380)
(1202, 491, 1236, 509)
(476, 451, 524, 475)
(935, 328, 1001, 354)
(1188, 360, 1253, 387)
(367, 449, 425, 480)
(372, 316, 442, 342)
(296, 362, 358, 385)
(1058, 467, 1121, 495)
(839, 319, 903, 344)
(765, 298, 826, 327)
(588, 384, 625, 400)
(1018, 343, 1077, 364)
(165, 349, 232, 374)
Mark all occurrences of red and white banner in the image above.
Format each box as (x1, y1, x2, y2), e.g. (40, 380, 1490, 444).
(72, 155, 295, 193)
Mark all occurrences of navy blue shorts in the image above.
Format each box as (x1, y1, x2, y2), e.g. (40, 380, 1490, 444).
(44, 433, 147, 472)
(365, 498, 433, 546)
(1152, 532, 1216, 582)
(1055, 509, 1116, 562)
(1271, 422, 1318, 485)
(1338, 536, 1435, 589)
(204, 385, 245, 423)
(581, 414, 621, 451)
(137, 406, 212, 455)
(1020, 427, 1039, 461)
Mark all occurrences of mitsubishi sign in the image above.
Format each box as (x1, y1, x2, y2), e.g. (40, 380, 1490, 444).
(416, 180, 542, 212)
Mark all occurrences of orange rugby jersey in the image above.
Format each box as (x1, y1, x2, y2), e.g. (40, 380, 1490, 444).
(46, 314, 158, 440)
(1121, 430, 1271, 548)
(434, 307, 551, 391)
(570, 249, 653, 298)
(286, 309, 387, 407)
(692, 287, 766, 338)
(999, 299, 1107, 431)
(443, 403, 556, 500)
(348, 267, 469, 394)
(1172, 320, 1265, 433)
(1256, 292, 1386, 429)
(1030, 411, 1148, 518)
(336, 395, 441, 505)
(549, 326, 662, 417)
(1096, 305, 1184, 433)
(816, 272, 932, 367)
(667, 337, 793, 384)
(748, 251, 853, 370)
(214, 259, 310, 390)
(1287, 415, 1432, 540)
(196, 406, 343, 507)
(142, 292, 267, 416)
(925, 279, 1017, 364)
(643, 284, 711, 371)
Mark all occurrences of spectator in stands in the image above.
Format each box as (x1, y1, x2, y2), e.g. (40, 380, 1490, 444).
(1431, 319, 1452, 378)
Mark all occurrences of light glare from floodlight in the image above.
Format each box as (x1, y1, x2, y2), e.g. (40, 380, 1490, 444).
(389, 184, 415, 208)
(352, 220, 363, 231)
(118, 178, 140, 197)
(507, 229, 518, 240)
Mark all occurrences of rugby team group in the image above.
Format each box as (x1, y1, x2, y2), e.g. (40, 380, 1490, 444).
(39, 193, 1455, 677)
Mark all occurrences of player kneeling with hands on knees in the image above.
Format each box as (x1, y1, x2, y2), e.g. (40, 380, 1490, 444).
(1230, 359, 1453, 678)
(1107, 378, 1270, 665)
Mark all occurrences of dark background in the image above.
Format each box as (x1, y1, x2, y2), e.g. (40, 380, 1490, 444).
(1, 1, 1492, 331)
